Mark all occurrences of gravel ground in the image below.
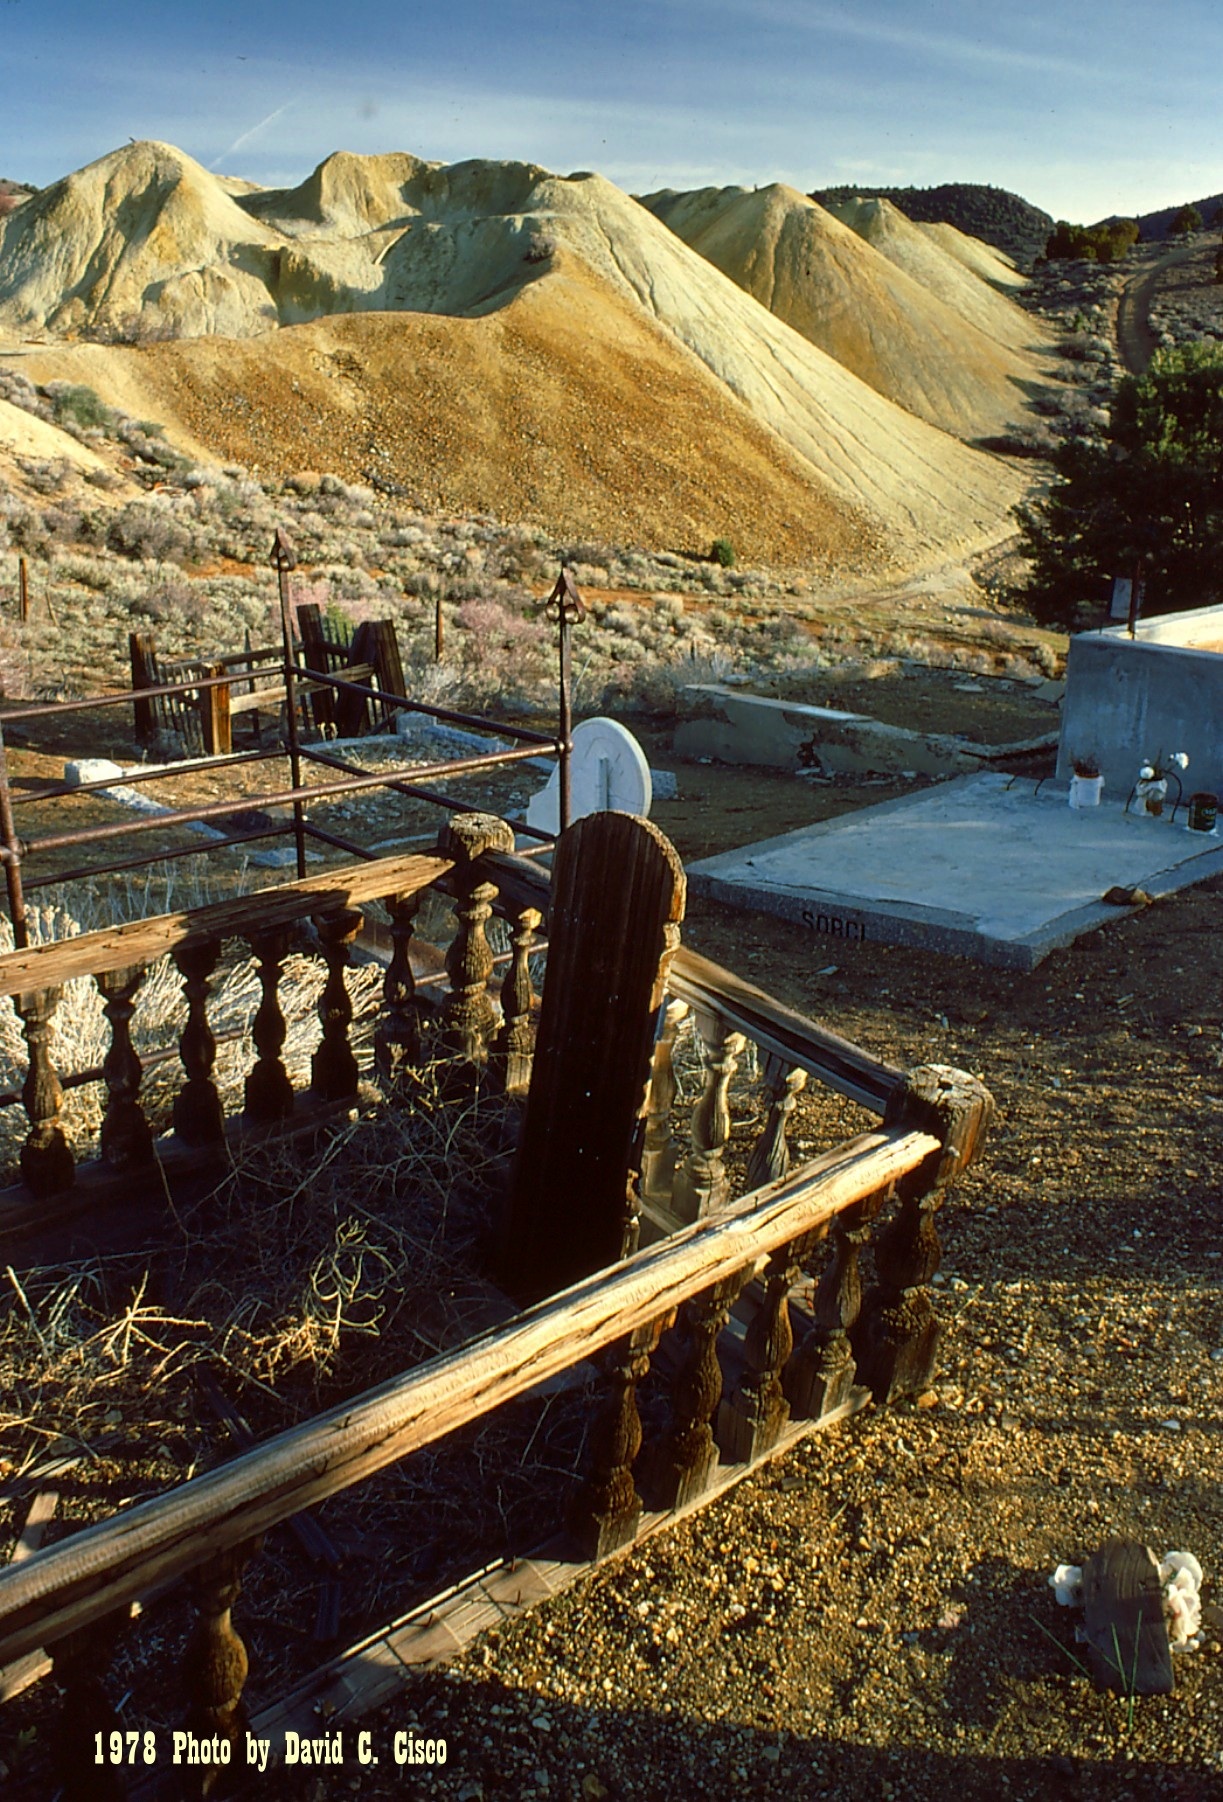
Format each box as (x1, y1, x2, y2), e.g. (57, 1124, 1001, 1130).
(245, 869, 1223, 1802)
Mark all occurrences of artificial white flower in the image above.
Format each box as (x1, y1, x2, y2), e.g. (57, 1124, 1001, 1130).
(1050, 1563, 1083, 1606)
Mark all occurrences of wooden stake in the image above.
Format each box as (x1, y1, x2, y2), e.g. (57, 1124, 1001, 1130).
(129, 631, 159, 741)
(200, 661, 232, 757)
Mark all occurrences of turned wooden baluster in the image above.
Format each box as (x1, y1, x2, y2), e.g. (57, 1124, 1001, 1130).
(244, 928, 294, 1122)
(854, 1064, 993, 1403)
(96, 963, 153, 1168)
(638, 997, 689, 1217)
(490, 904, 541, 1096)
(438, 813, 516, 1072)
(672, 1008, 746, 1222)
(650, 1269, 750, 1509)
(745, 1055, 808, 1193)
(718, 1226, 826, 1462)
(16, 985, 75, 1194)
(374, 888, 422, 1088)
(569, 1315, 669, 1560)
(181, 1542, 259, 1798)
(785, 1196, 881, 1419)
(311, 906, 363, 1101)
(173, 939, 225, 1145)
(50, 1609, 129, 1801)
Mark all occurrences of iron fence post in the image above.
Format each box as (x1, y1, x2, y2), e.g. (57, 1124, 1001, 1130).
(271, 527, 307, 880)
(544, 566, 585, 833)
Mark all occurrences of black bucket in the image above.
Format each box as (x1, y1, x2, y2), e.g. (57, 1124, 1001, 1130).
(1187, 791, 1218, 833)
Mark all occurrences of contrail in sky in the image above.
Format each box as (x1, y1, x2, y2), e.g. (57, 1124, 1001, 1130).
(211, 100, 296, 169)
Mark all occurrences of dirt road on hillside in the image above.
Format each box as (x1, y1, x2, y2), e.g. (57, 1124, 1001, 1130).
(1116, 242, 1199, 372)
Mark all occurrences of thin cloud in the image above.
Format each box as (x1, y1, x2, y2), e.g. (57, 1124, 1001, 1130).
(677, 0, 1109, 83)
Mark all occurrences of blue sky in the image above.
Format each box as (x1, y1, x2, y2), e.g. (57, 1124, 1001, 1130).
(4, 0, 1221, 221)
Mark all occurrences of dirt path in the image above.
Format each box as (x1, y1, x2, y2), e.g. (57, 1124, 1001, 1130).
(1116, 243, 1198, 373)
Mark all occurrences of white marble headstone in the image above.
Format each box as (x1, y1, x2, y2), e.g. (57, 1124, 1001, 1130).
(526, 716, 652, 836)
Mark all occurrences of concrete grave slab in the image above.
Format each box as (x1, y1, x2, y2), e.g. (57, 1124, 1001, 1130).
(676, 683, 1056, 777)
(687, 772, 1223, 969)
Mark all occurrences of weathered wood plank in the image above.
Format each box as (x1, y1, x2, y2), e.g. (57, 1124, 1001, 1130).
(0, 854, 453, 997)
(226, 665, 374, 717)
(200, 662, 232, 757)
(129, 631, 160, 741)
(336, 623, 376, 736)
(296, 603, 334, 736)
(370, 620, 406, 719)
(0, 1123, 941, 1667)
(503, 813, 686, 1302)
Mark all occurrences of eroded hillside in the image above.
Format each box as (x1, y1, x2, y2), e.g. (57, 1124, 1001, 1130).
(0, 142, 1045, 579)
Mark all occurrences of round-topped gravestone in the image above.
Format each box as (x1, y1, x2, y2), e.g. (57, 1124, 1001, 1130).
(526, 716, 652, 836)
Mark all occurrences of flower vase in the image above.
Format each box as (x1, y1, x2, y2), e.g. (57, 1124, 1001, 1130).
(1069, 774, 1103, 809)
(1136, 778, 1168, 817)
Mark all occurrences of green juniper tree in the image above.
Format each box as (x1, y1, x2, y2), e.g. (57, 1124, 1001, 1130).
(1015, 343, 1223, 626)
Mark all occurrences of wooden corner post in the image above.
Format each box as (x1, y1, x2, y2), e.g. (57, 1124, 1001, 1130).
(502, 811, 686, 1304)
(853, 1062, 993, 1404)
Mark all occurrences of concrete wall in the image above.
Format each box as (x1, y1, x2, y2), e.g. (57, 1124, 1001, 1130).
(675, 684, 1055, 778)
(1057, 608, 1223, 799)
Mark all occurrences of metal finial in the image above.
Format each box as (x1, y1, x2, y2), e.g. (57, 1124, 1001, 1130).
(542, 566, 586, 625)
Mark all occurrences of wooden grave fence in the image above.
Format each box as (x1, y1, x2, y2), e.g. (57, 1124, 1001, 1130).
(128, 612, 403, 758)
(0, 815, 992, 1796)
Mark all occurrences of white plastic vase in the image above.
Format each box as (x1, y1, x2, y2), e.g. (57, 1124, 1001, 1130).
(1068, 774, 1103, 809)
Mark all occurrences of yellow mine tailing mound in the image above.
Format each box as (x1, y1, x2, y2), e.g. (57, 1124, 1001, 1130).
(2, 143, 1035, 577)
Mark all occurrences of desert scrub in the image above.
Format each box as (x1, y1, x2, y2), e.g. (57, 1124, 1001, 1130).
(44, 381, 120, 436)
(47, 550, 115, 591)
(106, 499, 195, 563)
(0, 615, 33, 699)
(710, 537, 736, 568)
(453, 594, 551, 709)
(0, 366, 53, 423)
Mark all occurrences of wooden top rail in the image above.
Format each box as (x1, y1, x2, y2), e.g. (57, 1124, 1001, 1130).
(480, 849, 901, 1113)
(0, 1121, 939, 1666)
(159, 646, 284, 675)
(226, 663, 376, 718)
(0, 851, 452, 997)
(668, 947, 902, 1113)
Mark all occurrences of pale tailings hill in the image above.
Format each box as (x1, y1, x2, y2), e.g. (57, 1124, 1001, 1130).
(813, 181, 1053, 268)
(1, 141, 1031, 576)
(640, 183, 1050, 441)
(827, 197, 1039, 354)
